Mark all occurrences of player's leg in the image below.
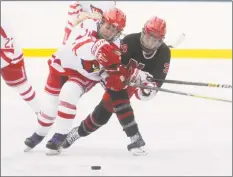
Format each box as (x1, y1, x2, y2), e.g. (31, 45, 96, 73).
(1, 60, 40, 114)
(24, 68, 68, 151)
(109, 87, 147, 155)
(64, 87, 147, 155)
(63, 91, 114, 148)
(45, 75, 97, 155)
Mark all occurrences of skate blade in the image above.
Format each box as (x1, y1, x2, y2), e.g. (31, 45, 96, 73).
(130, 147, 148, 156)
(46, 148, 62, 156)
(24, 146, 33, 152)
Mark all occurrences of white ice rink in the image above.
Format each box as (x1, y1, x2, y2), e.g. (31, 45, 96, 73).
(1, 58, 232, 176)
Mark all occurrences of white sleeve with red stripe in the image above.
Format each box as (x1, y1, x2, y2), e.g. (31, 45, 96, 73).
(51, 19, 106, 81)
(63, 1, 86, 45)
(64, 1, 83, 34)
(71, 19, 98, 60)
(1, 21, 24, 69)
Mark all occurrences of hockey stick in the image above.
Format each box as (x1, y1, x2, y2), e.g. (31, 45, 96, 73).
(128, 83, 232, 103)
(146, 33, 232, 88)
(146, 77, 232, 89)
(166, 33, 186, 48)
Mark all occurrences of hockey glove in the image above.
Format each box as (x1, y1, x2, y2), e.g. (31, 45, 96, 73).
(91, 39, 121, 68)
(135, 81, 158, 101)
(105, 74, 127, 91)
(128, 68, 152, 85)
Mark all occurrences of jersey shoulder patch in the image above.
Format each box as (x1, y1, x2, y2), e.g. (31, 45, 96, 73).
(120, 43, 128, 53)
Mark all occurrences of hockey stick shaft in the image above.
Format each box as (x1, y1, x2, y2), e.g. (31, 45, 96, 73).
(147, 78, 232, 89)
(129, 83, 232, 103)
(147, 33, 232, 88)
(167, 33, 186, 48)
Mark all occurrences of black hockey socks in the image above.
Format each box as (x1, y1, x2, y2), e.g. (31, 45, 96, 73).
(78, 100, 113, 137)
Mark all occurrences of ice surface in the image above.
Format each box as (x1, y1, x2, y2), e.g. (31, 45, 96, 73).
(1, 58, 232, 176)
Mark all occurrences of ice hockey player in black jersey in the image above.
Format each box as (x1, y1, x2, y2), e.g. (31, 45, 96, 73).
(63, 16, 171, 155)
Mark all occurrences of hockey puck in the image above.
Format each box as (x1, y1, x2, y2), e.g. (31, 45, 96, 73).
(91, 166, 101, 170)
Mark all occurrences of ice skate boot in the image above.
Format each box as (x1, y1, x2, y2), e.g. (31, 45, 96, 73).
(62, 126, 80, 149)
(46, 133, 67, 155)
(24, 133, 45, 152)
(127, 133, 147, 156)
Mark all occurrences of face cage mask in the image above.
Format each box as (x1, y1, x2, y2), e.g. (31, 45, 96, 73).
(140, 29, 164, 55)
(97, 20, 123, 42)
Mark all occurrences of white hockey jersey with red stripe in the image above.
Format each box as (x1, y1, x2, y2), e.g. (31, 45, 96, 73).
(50, 18, 120, 82)
(1, 18, 24, 69)
(63, 1, 116, 44)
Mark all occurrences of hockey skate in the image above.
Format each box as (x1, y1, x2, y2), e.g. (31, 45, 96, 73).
(62, 126, 80, 149)
(46, 133, 67, 155)
(24, 133, 45, 152)
(127, 133, 147, 156)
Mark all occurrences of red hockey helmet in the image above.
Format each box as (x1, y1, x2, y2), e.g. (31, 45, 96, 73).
(144, 16, 166, 38)
(102, 7, 126, 31)
(140, 16, 166, 56)
(98, 8, 126, 41)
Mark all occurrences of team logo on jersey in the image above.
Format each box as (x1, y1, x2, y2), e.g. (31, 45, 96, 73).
(120, 44, 128, 53)
(127, 58, 145, 70)
(81, 59, 100, 73)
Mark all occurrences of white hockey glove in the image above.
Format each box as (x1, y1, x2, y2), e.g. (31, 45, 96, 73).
(71, 11, 102, 27)
(128, 69, 158, 101)
(74, 12, 91, 25)
(135, 81, 158, 101)
(128, 68, 151, 85)
(67, 2, 84, 26)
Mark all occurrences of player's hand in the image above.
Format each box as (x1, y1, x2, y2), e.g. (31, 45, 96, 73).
(91, 39, 121, 68)
(105, 74, 127, 91)
(67, 2, 86, 26)
(128, 69, 152, 85)
(75, 12, 91, 25)
(135, 81, 158, 101)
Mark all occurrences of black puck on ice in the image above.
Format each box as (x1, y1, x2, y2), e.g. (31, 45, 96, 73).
(91, 166, 101, 170)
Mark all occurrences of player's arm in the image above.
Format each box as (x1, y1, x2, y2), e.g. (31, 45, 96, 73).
(120, 34, 134, 65)
(67, 1, 85, 26)
(63, 1, 84, 45)
(150, 45, 171, 87)
(71, 25, 121, 68)
(1, 26, 23, 68)
(71, 27, 95, 60)
(66, 1, 103, 28)
(134, 45, 171, 101)
(101, 35, 135, 92)
(1, 28, 12, 68)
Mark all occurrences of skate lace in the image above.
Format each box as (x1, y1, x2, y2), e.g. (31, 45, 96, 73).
(50, 133, 64, 145)
(66, 127, 80, 145)
(31, 133, 44, 144)
(130, 133, 140, 143)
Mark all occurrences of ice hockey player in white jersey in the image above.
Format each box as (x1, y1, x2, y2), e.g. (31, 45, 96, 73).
(24, 7, 127, 155)
(62, 1, 116, 45)
(1, 16, 40, 114)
